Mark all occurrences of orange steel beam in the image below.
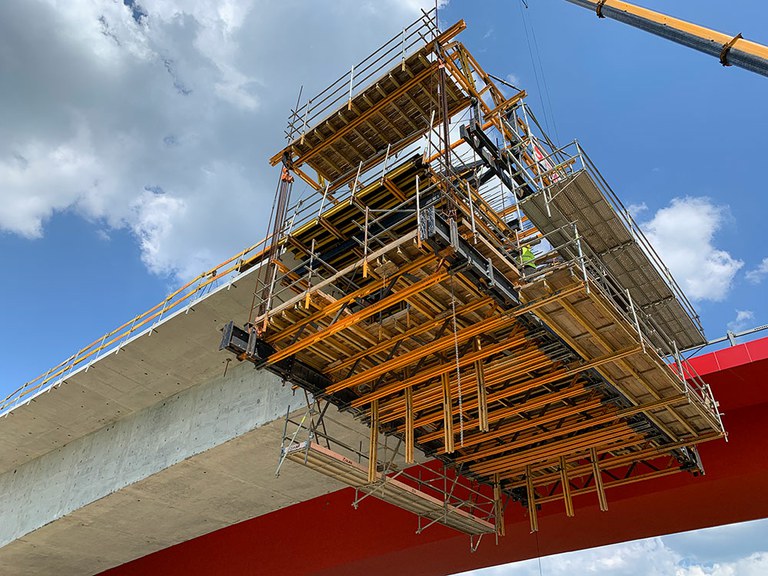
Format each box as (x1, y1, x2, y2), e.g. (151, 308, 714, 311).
(425, 119, 495, 164)
(268, 269, 450, 363)
(493, 478, 505, 537)
(381, 178, 407, 202)
(434, 397, 605, 453)
(405, 387, 415, 464)
(442, 372, 455, 454)
(501, 431, 722, 485)
(331, 317, 521, 396)
(398, 379, 587, 433)
(526, 465, 539, 533)
(513, 444, 676, 490)
(473, 338, 489, 433)
(560, 456, 575, 517)
(534, 466, 684, 506)
(591, 446, 609, 512)
(469, 425, 639, 475)
(379, 344, 551, 425)
(458, 409, 627, 464)
(369, 400, 379, 483)
(345, 326, 524, 405)
(470, 426, 643, 477)
(383, 345, 552, 419)
(384, 346, 642, 429)
(425, 19, 468, 56)
(457, 44, 509, 108)
(458, 393, 690, 464)
(407, 353, 583, 435)
(332, 281, 583, 393)
(267, 252, 435, 345)
(327, 297, 494, 375)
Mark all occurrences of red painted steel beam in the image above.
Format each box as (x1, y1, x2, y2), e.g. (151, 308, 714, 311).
(100, 337, 768, 576)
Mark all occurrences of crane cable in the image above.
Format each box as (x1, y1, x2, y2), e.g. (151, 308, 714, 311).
(518, 0, 561, 145)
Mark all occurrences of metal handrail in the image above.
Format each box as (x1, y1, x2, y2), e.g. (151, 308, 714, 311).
(285, 10, 438, 143)
(0, 235, 274, 416)
(576, 147, 702, 334)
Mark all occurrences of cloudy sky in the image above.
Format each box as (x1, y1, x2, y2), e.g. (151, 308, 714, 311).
(458, 518, 768, 576)
(1, 0, 767, 573)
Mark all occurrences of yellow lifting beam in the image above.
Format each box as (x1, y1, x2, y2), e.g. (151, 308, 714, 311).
(565, 0, 768, 77)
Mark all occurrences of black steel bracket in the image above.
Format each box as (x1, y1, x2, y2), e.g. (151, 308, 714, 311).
(420, 206, 519, 307)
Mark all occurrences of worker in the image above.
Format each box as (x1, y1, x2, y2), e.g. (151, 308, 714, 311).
(520, 245, 536, 273)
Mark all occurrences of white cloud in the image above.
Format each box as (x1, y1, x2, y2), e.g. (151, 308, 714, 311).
(675, 553, 768, 576)
(131, 189, 187, 276)
(506, 73, 521, 87)
(0, 127, 105, 237)
(745, 257, 768, 284)
(626, 202, 648, 218)
(640, 197, 742, 302)
(454, 521, 768, 576)
(0, 0, 441, 279)
(727, 310, 754, 333)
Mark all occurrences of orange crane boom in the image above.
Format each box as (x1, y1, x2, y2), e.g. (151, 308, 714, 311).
(565, 0, 768, 77)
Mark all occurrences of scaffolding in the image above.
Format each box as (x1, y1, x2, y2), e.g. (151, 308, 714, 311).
(221, 9, 725, 539)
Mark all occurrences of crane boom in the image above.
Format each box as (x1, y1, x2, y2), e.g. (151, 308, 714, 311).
(565, 0, 768, 78)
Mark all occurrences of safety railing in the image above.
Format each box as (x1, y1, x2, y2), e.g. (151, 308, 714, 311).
(0, 235, 274, 416)
(499, 112, 704, 342)
(522, 219, 720, 424)
(285, 9, 439, 144)
(576, 145, 703, 336)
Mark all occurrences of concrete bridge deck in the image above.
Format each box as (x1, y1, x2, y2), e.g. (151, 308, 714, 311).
(106, 337, 768, 576)
(1, 256, 767, 575)
(0, 265, 382, 574)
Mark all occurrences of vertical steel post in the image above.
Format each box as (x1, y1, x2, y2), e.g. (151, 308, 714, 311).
(348, 65, 355, 110)
(442, 372, 455, 453)
(363, 207, 370, 278)
(318, 182, 330, 216)
(525, 465, 539, 532)
(368, 399, 379, 483)
(300, 99, 311, 145)
(381, 143, 392, 184)
(494, 474, 505, 537)
(626, 288, 645, 353)
(574, 224, 589, 294)
(416, 175, 422, 248)
(560, 456, 574, 517)
(405, 387, 415, 463)
(590, 447, 609, 512)
(466, 181, 477, 243)
(304, 238, 315, 309)
(401, 28, 406, 71)
(474, 337, 489, 432)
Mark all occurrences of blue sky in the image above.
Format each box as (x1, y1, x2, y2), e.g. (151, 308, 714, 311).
(458, 518, 768, 575)
(1, 0, 767, 573)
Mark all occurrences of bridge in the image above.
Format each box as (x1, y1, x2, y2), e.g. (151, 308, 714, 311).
(1, 10, 765, 575)
(1, 247, 765, 574)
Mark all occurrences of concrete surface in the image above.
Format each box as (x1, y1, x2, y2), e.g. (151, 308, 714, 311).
(0, 263, 388, 575)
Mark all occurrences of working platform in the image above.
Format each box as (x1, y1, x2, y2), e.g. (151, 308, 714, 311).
(521, 168, 704, 350)
(285, 441, 496, 536)
(219, 11, 725, 536)
(271, 20, 469, 190)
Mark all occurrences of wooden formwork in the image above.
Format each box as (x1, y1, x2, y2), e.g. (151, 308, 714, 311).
(224, 15, 726, 530)
(254, 178, 722, 523)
